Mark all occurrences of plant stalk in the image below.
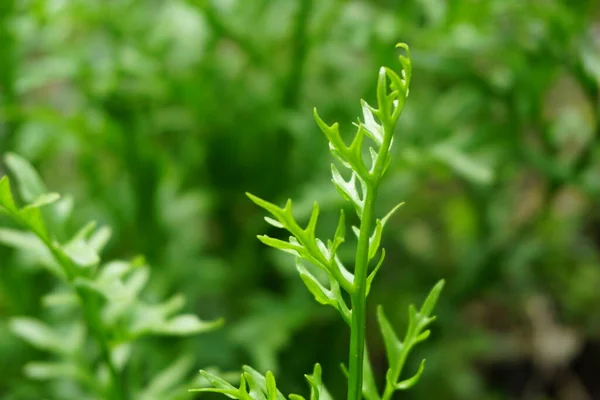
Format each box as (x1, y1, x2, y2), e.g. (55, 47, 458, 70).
(347, 117, 395, 400)
(79, 288, 128, 400)
(347, 188, 375, 400)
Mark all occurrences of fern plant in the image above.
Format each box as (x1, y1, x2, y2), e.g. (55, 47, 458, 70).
(0, 154, 223, 400)
(192, 44, 444, 400)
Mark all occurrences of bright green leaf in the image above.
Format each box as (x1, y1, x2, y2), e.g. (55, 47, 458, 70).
(297, 261, 335, 306)
(150, 314, 224, 336)
(377, 306, 402, 366)
(25, 192, 60, 209)
(9, 317, 69, 354)
(4, 153, 47, 203)
(0, 176, 17, 212)
(304, 363, 332, 400)
(420, 280, 445, 317)
(242, 366, 286, 400)
(24, 361, 87, 382)
(395, 359, 426, 390)
(17, 206, 49, 240)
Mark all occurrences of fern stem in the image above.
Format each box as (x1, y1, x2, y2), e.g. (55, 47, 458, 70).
(348, 118, 394, 400)
(348, 188, 375, 400)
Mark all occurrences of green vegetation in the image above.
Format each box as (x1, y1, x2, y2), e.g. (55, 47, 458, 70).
(193, 43, 444, 400)
(1, 1, 599, 399)
(0, 154, 223, 399)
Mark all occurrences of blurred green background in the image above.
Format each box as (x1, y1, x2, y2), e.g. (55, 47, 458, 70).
(1, 0, 600, 399)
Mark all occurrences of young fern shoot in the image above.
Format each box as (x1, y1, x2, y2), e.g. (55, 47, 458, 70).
(193, 43, 444, 400)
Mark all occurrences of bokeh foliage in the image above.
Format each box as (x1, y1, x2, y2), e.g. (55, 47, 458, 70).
(1, 0, 599, 399)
